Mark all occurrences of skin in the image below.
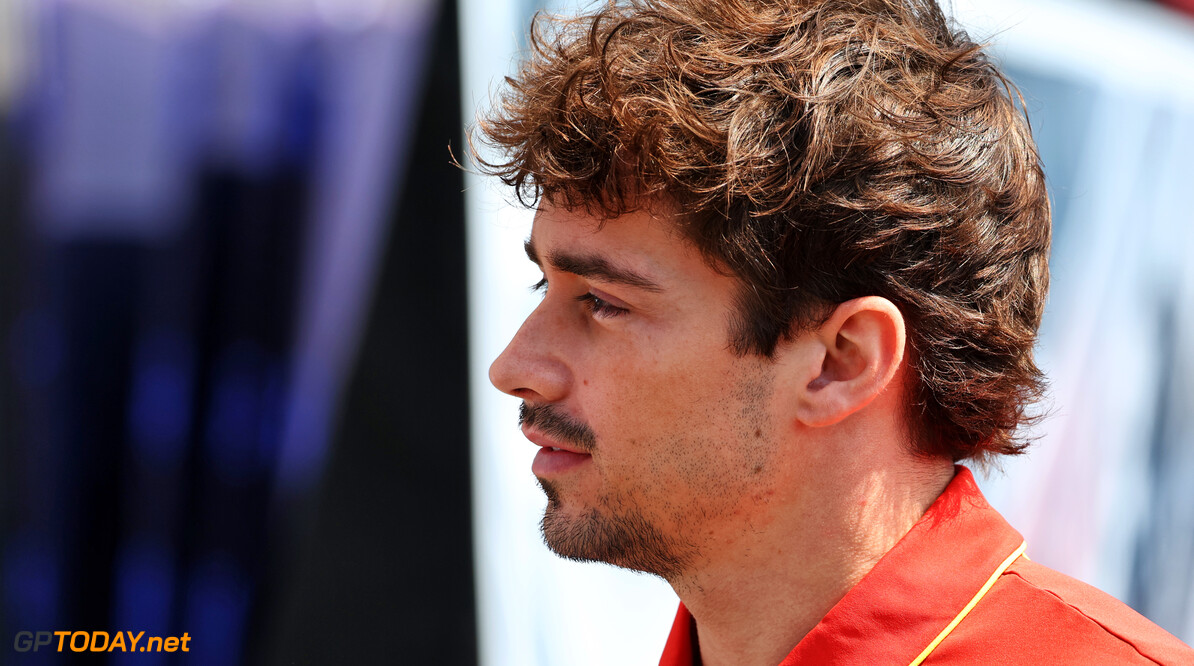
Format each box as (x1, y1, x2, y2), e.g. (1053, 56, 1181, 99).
(489, 203, 956, 666)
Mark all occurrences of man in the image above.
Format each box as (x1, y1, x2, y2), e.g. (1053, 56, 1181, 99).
(477, 0, 1194, 663)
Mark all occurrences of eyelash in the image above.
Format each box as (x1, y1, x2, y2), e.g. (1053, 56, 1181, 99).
(530, 278, 629, 318)
(576, 292, 628, 318)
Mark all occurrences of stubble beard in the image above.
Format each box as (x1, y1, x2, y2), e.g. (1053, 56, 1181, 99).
(537, 477, 691, 580)
(522, 402, 692, 579)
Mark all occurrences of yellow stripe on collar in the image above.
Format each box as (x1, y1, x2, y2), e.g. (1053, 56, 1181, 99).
(908, 541, 1028, 666)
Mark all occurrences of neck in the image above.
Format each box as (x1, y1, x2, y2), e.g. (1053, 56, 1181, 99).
(670, 447, 955, 666)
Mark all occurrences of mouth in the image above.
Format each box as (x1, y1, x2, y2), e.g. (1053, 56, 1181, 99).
(522, 426, 592, 475)
(531, 446, 592, 475)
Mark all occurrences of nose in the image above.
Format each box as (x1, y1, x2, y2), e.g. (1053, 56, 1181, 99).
(488, 305, 572, 403)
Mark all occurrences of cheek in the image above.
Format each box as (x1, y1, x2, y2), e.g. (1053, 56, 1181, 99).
(586, 353, 780, 496)
(590, 349, 718, 439)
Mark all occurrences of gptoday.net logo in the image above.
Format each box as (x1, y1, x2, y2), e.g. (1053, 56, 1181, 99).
(13, 631, 191, 653)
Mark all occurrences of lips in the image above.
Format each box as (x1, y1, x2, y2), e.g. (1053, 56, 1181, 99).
(531, 446, 591, 475)
(522, 425, 592, 475)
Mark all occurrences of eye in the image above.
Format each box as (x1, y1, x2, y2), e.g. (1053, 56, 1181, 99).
(531, 277, 628, 319)
(576, 292, 629, 318)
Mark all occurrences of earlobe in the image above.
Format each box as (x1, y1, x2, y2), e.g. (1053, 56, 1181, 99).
(794, 297, 906, 428)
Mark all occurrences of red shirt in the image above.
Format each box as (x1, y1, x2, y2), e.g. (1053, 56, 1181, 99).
(659, 467, 1194, 665)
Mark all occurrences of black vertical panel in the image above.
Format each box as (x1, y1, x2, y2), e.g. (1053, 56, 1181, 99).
(260, 0, 475, 662)
(182, 166, 307, 665)
(0, 115, 27, 650)
(56, 241, 141, 634)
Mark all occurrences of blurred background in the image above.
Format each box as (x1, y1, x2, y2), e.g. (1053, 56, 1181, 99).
(0, 0, 1190, 664)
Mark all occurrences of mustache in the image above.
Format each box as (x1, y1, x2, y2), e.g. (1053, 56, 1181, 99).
(519, 403, 597, 453)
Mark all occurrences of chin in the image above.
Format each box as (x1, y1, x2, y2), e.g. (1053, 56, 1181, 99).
(538, 492, 691, 579)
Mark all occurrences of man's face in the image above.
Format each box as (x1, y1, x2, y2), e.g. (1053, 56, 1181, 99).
(489, 204, 790, 580)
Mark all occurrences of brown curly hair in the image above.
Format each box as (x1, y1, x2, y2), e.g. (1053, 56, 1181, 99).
(474, 0, 1051, 462)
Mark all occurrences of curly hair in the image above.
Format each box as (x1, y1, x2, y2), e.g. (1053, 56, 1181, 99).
(474, 0, 1051, 462)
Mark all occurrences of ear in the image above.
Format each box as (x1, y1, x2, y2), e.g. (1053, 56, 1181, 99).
(793, 297, 906, 428)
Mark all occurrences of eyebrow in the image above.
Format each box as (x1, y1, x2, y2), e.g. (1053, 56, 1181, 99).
(524, 239, 663, 292)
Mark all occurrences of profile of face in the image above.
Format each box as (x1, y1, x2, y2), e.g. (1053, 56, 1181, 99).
(488, 205, 794, 581)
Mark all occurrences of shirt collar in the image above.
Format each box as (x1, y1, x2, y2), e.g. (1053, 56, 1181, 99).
(659, 466, 1024, 666)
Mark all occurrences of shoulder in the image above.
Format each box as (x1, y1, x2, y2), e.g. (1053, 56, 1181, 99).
(926, 557, 1194, 665)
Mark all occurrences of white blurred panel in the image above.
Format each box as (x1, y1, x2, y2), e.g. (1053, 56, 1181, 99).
(460, 2, 678, 666)
(951, 0, 1194, 105)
